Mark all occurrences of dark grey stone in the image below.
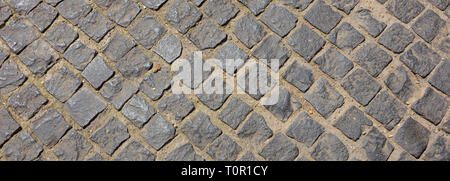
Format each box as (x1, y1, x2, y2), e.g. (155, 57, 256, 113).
(86, 153, 103, 161)
(378, 23, 415, 53)
(116, 47, 152, 79)
(128, 15, 166, 49)
(100, 76, 138, 110)
(0, 60, 26, 95)
(165, 0, 202, 34)
(90, 117, 130, 155)
(8, 84, 47, 120)
(283, 61, 314, 92)
(412, 10, 445, 43)
(233, 14, 267, 48)
(394, 117, 430, 158)
(238, 0, 271, 15)
(140, 0, 167, 10)
(239, 152, 259, 161)
(176, 52, 213, 89)
(365, 91, 406, 130)
(259, 133, 299, 161)
(355, 9, 386, 37)
(304, 0, 342, 34)
(107, 0, 141, 27)
(428, 0, 450, 10)
(28, 3, 58, 32)
(153, 35, 182, 64)
(377, 0, 386, 3)
(236, 63, 277, 100)
(56, 0, 92, 25)
(237, 113, 273, 147)
(439, 37, 450, 54)
(385, 66, 416, 103)
(389, 150, 416, 161)
(196, 78, 231, 111)
(260, 5, 297, 37)
(429, 61, 450, 96)
(252, 35, 291, 70)
(400, 42, 441, 77)
(18, 39, 59, 77)
(188, 20, 226, 50)
(181, 111, 221, 150)
(287, 24, 325, 61)
(44, 22, 78, 53)
(334, 106, 372, 141)
(286, 112, 324, 146)
(165, 143, 204, 161)
(342, 69, 381, 106)
(263, 87, 301, 122)
(304, 77, 344, 118)
(442, 118, 450, 134)
(386, 0, 424, 23)
(103, 33, 135, 62)
(6, 0, 40, 15)
(282, 0, 313, 11)
(219, 98, 252, 129)
(311, 133, 349, 161)
(213, 42, 248, 74)
(0, 18, 39, 53)
(354, 42, 392, 77)
(423, 135, 450, 161)
(44, 66, 81, 102)
(53, 129, 92, 161)
(140, 69, 172, 101)
(79, 10, 114, 42)
(30, 109, 70, 147)
(314, 47, 353, 80)
(328, 22, 365, 53)
(207, 134, 242, 161)
(65, 87, 107, 127)
(204, 0, 239, 26)
(158, 94, 194, 121)
(329, 0, 359, 14)
(63, 41, 96, 71)
(141, 114, 175, 150)
(412, 88, 448, 125)
(0, 109, 20, 146)
(360, 127, 394, 161)
(121, 95, 156, 128)
(115, 140, 155, 161)
(82, 56, 114, 89)
(2, 131, 42, 161)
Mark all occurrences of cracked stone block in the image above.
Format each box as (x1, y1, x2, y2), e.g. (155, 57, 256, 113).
(304, 77, 344, 118)
(100, 76, 138, 110)
(259, 133, 299, 161)
(286, 112, 324, 147)
(360, 127, 394, 161)
(0, 18, 39, 53)
(252, 35, 291, 70)
(8, 84, 48, 120)
(429, 61, 450, 96)
(0, 109, 20, 146)
(428, 0, 450, 10)
(115, 140, 155, 161)
(412, 88, 448, 125)
(53, 129, 92, 161)
(108, 0, 141, 27)
(237, 113, 273, 148)
(165, 0, 202, 34)
(237, 63, 277, 100)
(129, 15, 166, 49)
(6, 0, 40, 15)
(30, 109, 70, 147)
(79, 10, 114, 43)
(239, 152, 259, 161)
(44, 22, 78, 53)
(263, 87, 301, 122)
(2, 131, 42, 161)
(354, 42, 392, 77)
(219, 98, 252, 129)
(311, 133, 349, 161)
(176, 52, 213, 89)
(334, 106, 372, 141)
(63, 41, 96, 71)
(140, 70, 172, 101)
(328, 22, 365, 53)
(394, 117, 430, 158)
(140, 0, 167, 9)
(19, 39, 59, 77)
(282, 0, 313, 11)
(386, 0, 424, 23)
(121, 95, 156, 128)
(366, 91, 406, 130)
(233, 14, 267, 48)
(329, 0, 358, 14)
(400, 42, 441, 78)
(27, 3, 58, 32)
(65, 87, 107, 127)
(412, 10, 445, 43)
(153, 34, 182, 64)
(116, 47, 152, 79)
(56, 0, 92, 25)
(44, 66, 81, 102)
(181, 111, 222, 150)
(305, 0, 342, 34)
(423, 135, 449, 161)
(141, 114, 175, 150)
(103, 33, 135, 62)
(260, 5, 297, 37)
(91, 117, 130, 155)
(196, 78, 231, 111)
(206, 134, 242, 161)
(385, 66, 416, 103)
(0, 2, 12, 26)
(288, 24, 325, 61)
(355, 9, 386, 38)
(283, 61, 314, 92)
(213, 42, 248, 74)
(158, 94, 194, 122)
(238, 0, 271, 15)
(342, 69, 381, 106)
(82, 56, 114, 89)
(314, 47, 353, 80)
(0, 60, 26, 95)
(204, 0, 239, 26)
(188, 20, 226, 50)
(165, 143, 204, 161)
(378, 23, 415, 54)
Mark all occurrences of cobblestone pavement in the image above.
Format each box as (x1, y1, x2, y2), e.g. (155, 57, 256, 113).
(0, 0, 449, 161)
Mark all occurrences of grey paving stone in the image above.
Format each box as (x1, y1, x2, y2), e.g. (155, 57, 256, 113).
(219, 98, 252, 129)
(187, 20, 226, 50)
(283, 61, 314, 92)
(260, 5, 297, 37)
(204, 0, 239, 26)
(355, 9, 386, 38)
(44, 22, 78, 53)
(6, 0, 40, 15)
(165, 143, 204, 161)
(207, 134, 242, 161)
(394, 117, 430, 158)
(141, 114, 175, 150)
(311, 133, 349, 161)
(176, 52, 213, 89)
(304, 77, 344, 118)
(386, 0, 424, 23)
(389, 150, 416, 161)
(412, 88, 448, 125)
(236, 63, 278, 100)
(196, 78, 231, 111)
(342, 69, 381, 106)
(354, 42, 392, 77)
(378, 23, 415, 53)
(439, 37, 450, 54)
(385, 66, 416, 103)
(238, 0, 271, 15)
(334, 106, 372, 141)
(442, 118, 450, 134)
(107, 0, 141, 27)
(129, 15, 166, 49)
(329, 0, 358, 14)
(79, 10, 114, 43)
(0, 46, 9, 65)
(429, 61, 450, 96)
(181, 111, 221, 150)
(115, 140, 155, 161)
(233, 14, 267, 48)
(213, 42, 248, 74)
(86, 153, 103, 161)
(360, 127, 394, 161)
(94, 0, 113, 8)
(282, 0, 312, 11)
(153, 35, 182, 64)
(27, 3, 58, 32)
(259, 133, 299, 161)
(0, 1, 12, 26)
(63, 41, 96, 71)
(158, 94, 194, 122)
(237, 113, 273, 147)
(304, 0, 342, 34)
(428, 0, 450, 10)
(82, 56, 114, 89)
(423, 135, 450, 161)
(103, 33, 135, 62)
(121, 95, 156, 128)
(8, 84, 47, 120)
(239, 152, 259, 161)
(53, 129, 92, 161)
(0, 109, 20, 146)
(100, 76, 138, 110)
(0, 60, 26, 95)
(328, 22, 365, 53)
(18, 39, 59, 77)
(90, 117, 130, 155)
(30, 109, 70, 147)
(0, 17, 39, 53)
(412, 10, 445, 43)
(365, 91, 406, 130)
(287, 24, 325, 61)
(56, 0, 92, 25)
(44, 66, 81, 102)
(400, 42, 441, 77)
(65, 87, 107, 127)
(140, 70, 172, 101)
(252, 35, 291, 70)
(263, 87, 301, 122)
(116, 47, 152, 79)
(140, 0, 167, 10)
(314, 47, 353, 80)
(190, 0, 204, 6)
(46, 0, 62, 6)
(165, 0, 202, 34)
(2, 131, 42, 161)
(286, 112, 324, 146)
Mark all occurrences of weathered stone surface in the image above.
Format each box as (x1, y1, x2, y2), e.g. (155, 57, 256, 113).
(141, 114, 175, 150)
(94, 0, 113, 8)
(187, 20, 226, 50)
(412, 10, 445, 43)
(86, 153, 103, 161)
(304, 77, 344, 118)
(283, 0, 313, 11)
(304, 0, 342, 34)
(121, 95, 156, 128)
(165, 0, 202, 34)
(176, 52, 213, 89)
(389, 150, 416, 161)
(412, 88, 448, 125)
(260, 5, 297, 37)
(2, 131, 42, 161)
(56, 0, 92, 25)
(219, 98, 252, 129)
(44, 22, 78, 53)
(387, 0, 424, 23)
(233, 14, 267, 48)
(263, 87, 301, 122)
(283, 61, 314, 92)
(103, 33, 135, 62)
(166, 143, 204, 161)
(53, 129, 92, 161)
(129, 15, 166, 49)
(342, 69, 381, 106)
(28, 3, 58, 32)
(0, 109, 20, 146)
(394, 117, 430, 158)
(65, 87, 107, 127)
(288, 24, 325, 61)
(204, 0, 239, 26)
(90, 117, 130, 155)
(400, 42, 441, 78)
(423, 135, 450, 161)
(439, 37, 449, 54)
(429, 61, 450, 96)
(428, 0, 450, 10)
(45, 66, 81, 102)
(8, 84, 47, 120)
(385, 66, 416, 103)
(213, 42, 248, 74)
(355, 9, 386, 38)
(314, 47, 353, 80)
(354, 42, 392, 77)
(82, 56, 114, 89)
(237, 63, 276, 99)
(190, 0, 204, 6)
(140, 0, 167, 9)
(311, 133, 349, 161)
(238, 0, 271, 15)
(259, 133, 299, 161)
(19, 39, 59, 77)
(6, 0, 40, 15)
(328, 22, 365, 53)
(115, 140, 155, 161)
(45, 0, 62, 6)
(140, 70, 171, 101)
(252, 35, 291, 69)
(100, 76, 138, 110)
(181, 112, 221, 149)
(360, 127, 394, 161)
(107, 0, 141, 27)
(334, 106, 372, 141)
(239, 152, 259, 161)
(286, 112, 324, 146)
(79, 10, 114, 42)
(30, 109, 70, 147)
(153, 35, 182, 64)
(0, 1, 12, 26)
(207, 134, 242, 161)
(196, 78, 231, 111)
(0, 60, 26, 95)
(0, 46, 9, 65)
(378, 23, 415, 53)
(330, 0, 358, 14)
(116, 47, 152, 79)
(63, 41, 96, 71)
(366, 91, 406, 130)
(158, 94, 194, 121)
(0, 18, 39, 53)
(442, 118, 450, 134)
(237, 113, 273, 147)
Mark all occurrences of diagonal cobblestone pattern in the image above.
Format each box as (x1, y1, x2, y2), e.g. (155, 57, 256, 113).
(0, 0, 449, 161)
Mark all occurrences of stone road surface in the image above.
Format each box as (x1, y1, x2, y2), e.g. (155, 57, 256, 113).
(0, 0, 449, 161)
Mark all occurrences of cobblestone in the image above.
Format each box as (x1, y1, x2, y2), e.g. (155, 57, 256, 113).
(366, 91, 406, 130)
(219, 98, 252, 129)
(45, 66, 81, 102)
(304, 0, 342, 34)
(0, 17, 39, 53)
(121, 95, 156, 128)
(19, 39, 59, 77)
(354, 42, 392, 77)
(129, 15, 166, 49)
(378, 23, 415, 53)
(206, 134, 242, 161)
(233, 14, 266, 49)
(354, 9, 386, 38)
(2, 131, 42, 161)
(100, 76, 138, 110)
(334, 106, 372, 141)
(187, 20, 226, 50)
(45, 22, 78, 53)
(30, 109, 70, 147)
(314, 47, 353, 80)
(63, 41, 96, 71)
(141, 114, 175, 150)
(386, 0, 424, 23)
(103, 33, 135, 62)
(90, 117, 130, 155)
(311, 133, 349, 161)
(181, 111, 221, 150)
(115, 140, 155, 161)
(394, 117, 430, 158)
(304, 77, 344, 118)
(107, 0, 141, 27)
(412, 88, 448, 125)
(165, 143, 204, 161)
(53, 129, 92, 161)
(28, 3, 58, 32)
(260, 5, 297, 37)
(288, 24, 325, 61)
(412, 10, 445, 43)
(400, 42, 441, 78)
(0, 109, 20, 146)
(429, 61, 450, 96)
(82, 56, 114, 89)
(328, 22, 365, 53)
(342, 69, 381, 106)
(237, 113, 273, 148)
(259, 133, 299, 161)
(286, 112, 324, 146)
(8, 84, 48, 120)
(65, 87, 107, 127)
(204, 0, 239, 26)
